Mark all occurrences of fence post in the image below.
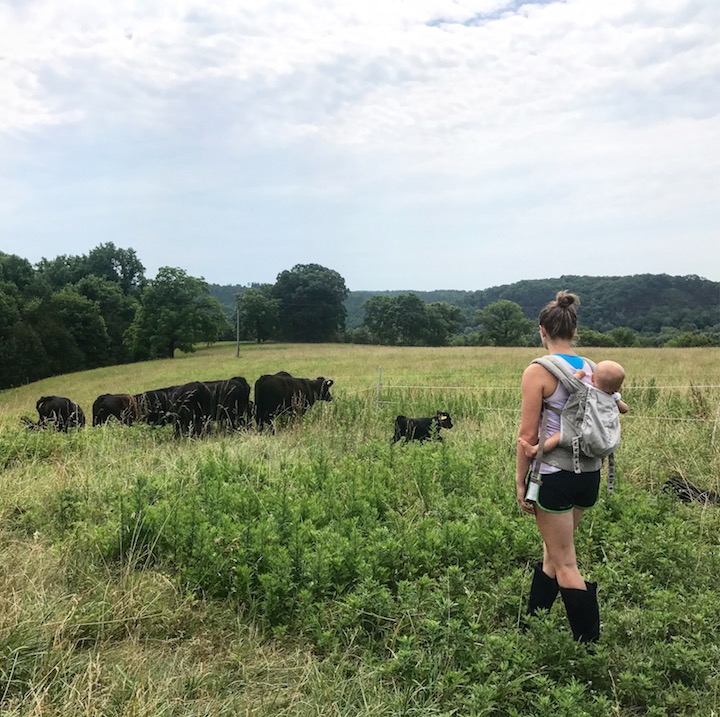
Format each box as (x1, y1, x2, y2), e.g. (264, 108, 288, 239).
(377, 367, 383, 407)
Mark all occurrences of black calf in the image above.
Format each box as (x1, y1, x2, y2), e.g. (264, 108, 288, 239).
(393, 411, 453, 443)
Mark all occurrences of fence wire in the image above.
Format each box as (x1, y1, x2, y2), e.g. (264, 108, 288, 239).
(370, 379, 720, 426)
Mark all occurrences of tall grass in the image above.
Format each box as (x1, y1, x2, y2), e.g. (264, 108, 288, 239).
(1, 344, 719, 715)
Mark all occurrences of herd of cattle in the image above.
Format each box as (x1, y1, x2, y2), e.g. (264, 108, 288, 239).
(23, 373, 333, 437)
(21, 371, 454, 442)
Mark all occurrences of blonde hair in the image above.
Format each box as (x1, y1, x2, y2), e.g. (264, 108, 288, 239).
(538, 290, 580, 341)
(593, 360, 625, 394)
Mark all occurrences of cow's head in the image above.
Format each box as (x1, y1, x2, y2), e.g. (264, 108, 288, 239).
(316, 377, 334, 402)
(436, 411, 453, 429)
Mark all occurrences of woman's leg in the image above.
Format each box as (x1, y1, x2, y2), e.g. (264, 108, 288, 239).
(541, 507, 583, 577)
(535, 508, 600, 641)
(573, 506, 585, 530)
(534, 509, 586, 590)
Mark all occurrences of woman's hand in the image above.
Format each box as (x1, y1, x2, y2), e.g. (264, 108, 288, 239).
(516, 480, 535, 515)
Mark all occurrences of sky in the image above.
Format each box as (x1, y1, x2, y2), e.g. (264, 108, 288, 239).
(1, 0, 719, 292)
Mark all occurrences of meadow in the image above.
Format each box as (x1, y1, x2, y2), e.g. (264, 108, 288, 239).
(0, 343, 718, 716)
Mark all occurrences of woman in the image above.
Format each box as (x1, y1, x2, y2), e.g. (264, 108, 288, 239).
(516, 290, 601, 643)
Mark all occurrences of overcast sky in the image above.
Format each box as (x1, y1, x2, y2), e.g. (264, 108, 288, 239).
(2, 0, 719, 291)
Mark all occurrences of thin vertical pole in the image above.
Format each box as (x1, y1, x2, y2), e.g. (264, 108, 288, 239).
(377, 367, 382, 407)
(236, 296, 240, 358)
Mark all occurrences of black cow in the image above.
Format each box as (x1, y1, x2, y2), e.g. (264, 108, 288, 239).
(203, 377, 252, 431)
(168, 382, 213, 437)
(92, 393, 140, 426)
(134, 387, 176, 426)
(393, 411, 453, 443)
(30, 396, 86, 432)
(254, 373, 334, 431)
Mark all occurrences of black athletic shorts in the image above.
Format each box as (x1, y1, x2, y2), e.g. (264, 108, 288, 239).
(536, 469, 601, 513)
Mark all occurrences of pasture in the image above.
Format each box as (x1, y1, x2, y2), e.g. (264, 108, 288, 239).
(0, 343, 718, 716)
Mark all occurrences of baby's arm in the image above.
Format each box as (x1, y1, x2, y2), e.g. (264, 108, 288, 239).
(518, 433, 560, 458)
(542, 432, 561, 452)
(616, 397, 629, 414)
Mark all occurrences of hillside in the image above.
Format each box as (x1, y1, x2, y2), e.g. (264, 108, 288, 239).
(211, 274, 719, 335)
(342, 274, 720, 332)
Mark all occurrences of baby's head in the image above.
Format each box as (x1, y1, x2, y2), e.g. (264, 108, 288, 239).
(592, 360, 625, 394)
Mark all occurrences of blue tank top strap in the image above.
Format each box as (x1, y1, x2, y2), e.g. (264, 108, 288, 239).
(553, 353, 584, 370)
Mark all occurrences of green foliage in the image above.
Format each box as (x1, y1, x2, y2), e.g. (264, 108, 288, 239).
(577, 327, 617, 347)
(125, 267, 229, 359)
(608, 326, 638, 347)
(0, 245, 145, 389)
(340, 275, 720, 344)
(1, 345, 719, 715)
(273, 264, 349, 342)
(35, 242, 145, 296)
(237, 286, 280, 343)
(26, 288, 112, 371)
(664, 331, 716, 347)
(84, 242, 146, 296)
(362, 293, 464, 345)
(73, 275, 138, 363)
(475, 300, 534, 346)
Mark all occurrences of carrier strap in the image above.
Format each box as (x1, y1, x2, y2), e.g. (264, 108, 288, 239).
(528, 401, 561, 488)
(607, 453, 616, 494)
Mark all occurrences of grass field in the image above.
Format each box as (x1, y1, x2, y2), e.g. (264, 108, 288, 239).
(0, 342, 718, 716)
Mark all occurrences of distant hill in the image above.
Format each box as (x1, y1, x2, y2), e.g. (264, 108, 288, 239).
(342, 274, 720, 333)
(211, 274, 719, 336)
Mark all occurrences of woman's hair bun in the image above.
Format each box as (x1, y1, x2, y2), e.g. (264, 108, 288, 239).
(556, 290, 579, 309)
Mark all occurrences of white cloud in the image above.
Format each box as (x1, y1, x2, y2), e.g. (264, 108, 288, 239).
(0, 0, 718, 289)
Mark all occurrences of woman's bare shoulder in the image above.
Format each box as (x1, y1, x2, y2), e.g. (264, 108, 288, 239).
(522, 360, 557, 393)
(522, 362, 548, 380)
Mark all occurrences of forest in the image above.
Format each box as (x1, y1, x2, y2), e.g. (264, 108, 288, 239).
(1, 243, 718, 390)
(213, 273, 719, 349)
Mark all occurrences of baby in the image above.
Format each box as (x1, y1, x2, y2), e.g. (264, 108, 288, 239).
(519, 359, 628, 458)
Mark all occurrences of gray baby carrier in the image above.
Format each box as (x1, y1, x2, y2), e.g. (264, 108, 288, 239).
(528, 355, 621, 495)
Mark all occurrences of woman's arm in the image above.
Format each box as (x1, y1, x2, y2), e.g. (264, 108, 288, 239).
(516, 363, 547, 514)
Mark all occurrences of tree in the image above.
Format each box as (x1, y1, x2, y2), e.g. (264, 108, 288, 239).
(362, 293, 428, 345)
(392, 293, 430, 345)
(363, 295, 397, 344)
(74, 275, 139, 363)
(237, 286, 279, 343)
(125, 267, 228, 359)
(273, 264, 348, 342)
(424, 302, 465, 346)
(85, 243, 146, 295)
(664, 331, 716, 347)
(25, 289, 112, 373)
(608, 327, 637, 347)
(0, 253, 35, 293)
(361, 294, 464, 346)
(475, 300, 533, 346)
(577, 327, 617, 347)
(35, 254, 88, 291)
(0, 320, 48, 388)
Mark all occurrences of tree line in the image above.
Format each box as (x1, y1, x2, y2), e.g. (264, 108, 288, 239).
(0, 246, 350, 389)
(226, 274, 719, 349)
(2, 243, 718, 390)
